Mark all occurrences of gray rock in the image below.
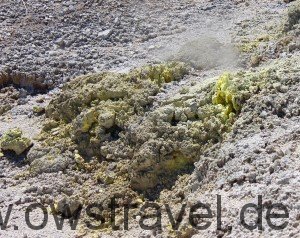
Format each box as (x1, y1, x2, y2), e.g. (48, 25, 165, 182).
(98, 29, 112, 39)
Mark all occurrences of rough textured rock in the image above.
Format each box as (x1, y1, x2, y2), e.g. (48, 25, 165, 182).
(0, 128, 32, 155)
(235, 0, 300, 68)
(29, 63, 188, 174)
(28, 59, 281, 199)
(0, 86, 19, 115)
(283, 0, 300, 32)
(0, 70, 49, 93)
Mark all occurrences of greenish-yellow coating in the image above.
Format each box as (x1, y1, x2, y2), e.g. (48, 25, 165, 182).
(0, 128, 32, 155)
(30, 61, 276, 191)
(212, 72, 239, 118)
(36, 62, 189, 160)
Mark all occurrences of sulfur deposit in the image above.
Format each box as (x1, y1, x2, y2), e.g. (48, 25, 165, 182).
(0, 128, 32, 155)
(27, 58, 283, 199)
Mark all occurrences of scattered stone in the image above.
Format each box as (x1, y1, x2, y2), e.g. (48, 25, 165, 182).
(98, 29, 112, 39)
(250, 54, 262, 67)
(0, 128, 32, 155)
(54, 196, 82, 218)
(33, 106, 45, 115)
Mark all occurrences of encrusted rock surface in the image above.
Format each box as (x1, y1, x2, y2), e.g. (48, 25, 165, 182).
(0, 128, 32, 155)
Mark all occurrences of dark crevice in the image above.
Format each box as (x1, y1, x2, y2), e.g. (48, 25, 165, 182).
(105, 125, 123, 141)
(275, 108, 286, 118)
(171, 115, 179, 126)
(142, 163, 195, 201)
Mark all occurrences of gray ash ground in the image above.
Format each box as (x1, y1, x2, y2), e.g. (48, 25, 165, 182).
(0, 0, 199, 87)
(0, 0, 279, 87)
